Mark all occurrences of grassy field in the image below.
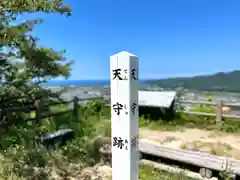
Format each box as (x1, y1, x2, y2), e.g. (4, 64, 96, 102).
(1, 99, 239, 179)
(139, 111, 240, 133)
(140, 165, 194, 180)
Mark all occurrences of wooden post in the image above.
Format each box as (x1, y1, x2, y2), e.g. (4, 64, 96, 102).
(34, 99, 41, 125)
(73, 97, 79, 121)
(216, 100, 223, 123)
(110, 51, 139, 180)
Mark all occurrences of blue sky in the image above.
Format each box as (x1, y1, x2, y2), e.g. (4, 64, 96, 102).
(19, 0, 240, 80)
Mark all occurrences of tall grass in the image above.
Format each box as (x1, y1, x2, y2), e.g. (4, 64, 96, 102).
(2, 99, 234, 179)
(0, 99, 111, 179)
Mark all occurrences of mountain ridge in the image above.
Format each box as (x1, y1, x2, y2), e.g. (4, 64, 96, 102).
(147, 70, 240, 92)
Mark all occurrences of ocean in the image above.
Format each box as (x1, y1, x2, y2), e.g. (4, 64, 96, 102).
(41, 80, 148, 86)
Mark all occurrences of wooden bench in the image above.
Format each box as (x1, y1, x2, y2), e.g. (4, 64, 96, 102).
(38, 128, 74, 147)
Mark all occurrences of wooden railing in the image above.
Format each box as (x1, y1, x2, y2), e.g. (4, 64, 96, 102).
(178, 100, 240, 122)
(3, 95, 240, 126)
(0, 96, 104, 127)
(104, 96, 240, 122)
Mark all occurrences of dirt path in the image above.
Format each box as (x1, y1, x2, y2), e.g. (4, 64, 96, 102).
(139, 128, 240, 159)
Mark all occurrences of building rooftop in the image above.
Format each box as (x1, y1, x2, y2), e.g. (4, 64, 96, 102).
(139, 91, 177, 108)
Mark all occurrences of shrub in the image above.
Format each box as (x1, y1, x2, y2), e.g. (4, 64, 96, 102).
(0, 99, 111, 179)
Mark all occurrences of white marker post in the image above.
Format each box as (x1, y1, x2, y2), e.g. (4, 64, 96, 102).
(110, 51, 139, 180)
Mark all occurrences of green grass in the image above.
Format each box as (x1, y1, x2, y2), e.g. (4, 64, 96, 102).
(139, 110, 240, 133)
(3, 100, 237, 179)
(0, 100, 198, 180)
(140, 165, 194, 180)
(0, 100, 110, 179)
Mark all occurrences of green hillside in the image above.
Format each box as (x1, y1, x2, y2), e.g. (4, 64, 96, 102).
(147, 70, 240, 92)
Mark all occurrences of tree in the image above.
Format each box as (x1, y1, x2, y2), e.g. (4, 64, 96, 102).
(0, 0, 73, 108)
